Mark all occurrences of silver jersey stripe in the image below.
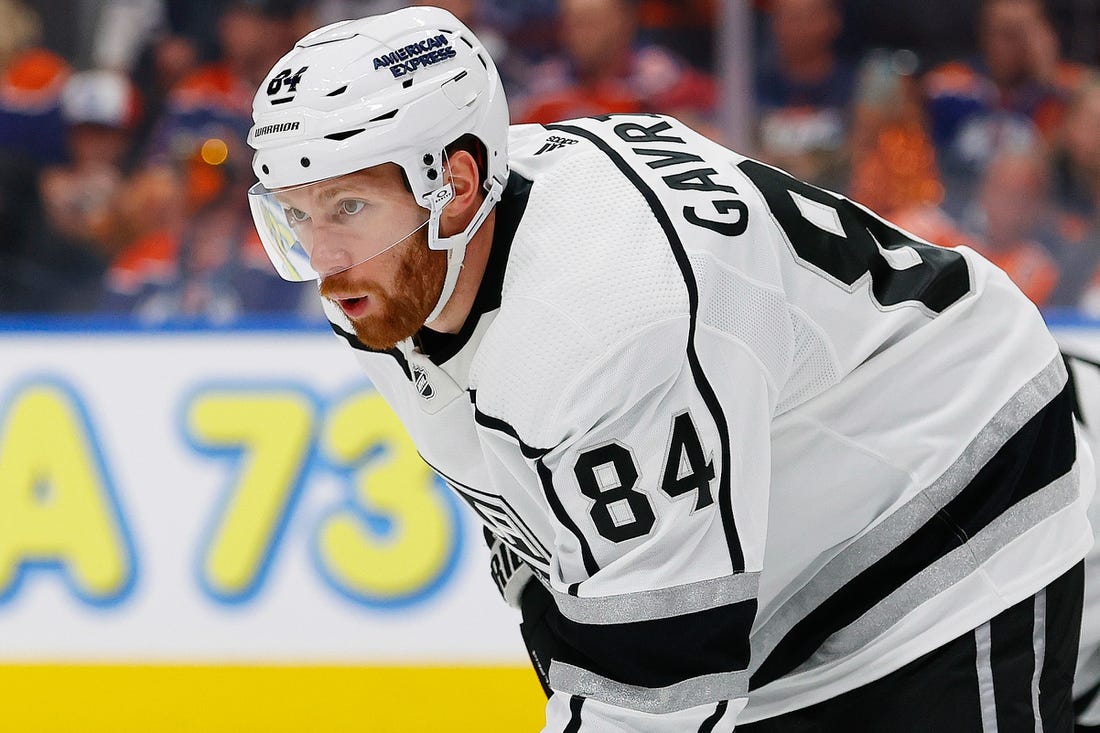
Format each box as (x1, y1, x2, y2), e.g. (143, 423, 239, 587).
(791, 465, 1079, 673)
(552, 572, 760, 625)
(1032, 588, 1047, 733)
(975, 621, 999, 733)
(750, 355, 1067, 668)
(549, 661, 749, 715)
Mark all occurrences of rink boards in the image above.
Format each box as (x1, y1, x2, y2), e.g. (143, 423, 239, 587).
(0, 313, 1093, 731)
(0, 319, 541, 731)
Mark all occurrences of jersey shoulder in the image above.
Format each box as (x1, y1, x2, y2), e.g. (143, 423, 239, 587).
(473, 127, 698, 444)
(500, 120, 696, 342)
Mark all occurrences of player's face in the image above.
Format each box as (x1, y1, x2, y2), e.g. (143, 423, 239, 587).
(272, 164, 429, 277)
(307, 166, 447, 350)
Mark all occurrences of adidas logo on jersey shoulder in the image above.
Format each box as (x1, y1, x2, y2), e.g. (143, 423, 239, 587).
(534, 135, 579, 155)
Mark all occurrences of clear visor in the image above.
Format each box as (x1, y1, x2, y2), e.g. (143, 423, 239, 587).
(247, 178, 430, 282)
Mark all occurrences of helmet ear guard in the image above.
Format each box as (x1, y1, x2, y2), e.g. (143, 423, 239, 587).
(422, 144, 503, 252)
(419, 149, 504, 325)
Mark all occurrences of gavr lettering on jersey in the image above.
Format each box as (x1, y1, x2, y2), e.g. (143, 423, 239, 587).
(609, 118, 750, 237)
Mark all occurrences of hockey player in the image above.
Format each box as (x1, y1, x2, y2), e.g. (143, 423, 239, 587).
(246, 8, 1093, 731)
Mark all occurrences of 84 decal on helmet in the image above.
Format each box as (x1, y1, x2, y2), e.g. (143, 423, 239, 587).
(266, 66, 308, 104)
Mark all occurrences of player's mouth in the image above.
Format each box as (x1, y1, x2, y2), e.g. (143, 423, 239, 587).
(337, 295, 371, 319)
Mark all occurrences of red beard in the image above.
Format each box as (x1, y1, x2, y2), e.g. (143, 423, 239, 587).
(319, 235, 447, 350)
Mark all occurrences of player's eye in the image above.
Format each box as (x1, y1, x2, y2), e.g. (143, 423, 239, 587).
(284, 206, 310, 224)
(340, 199, 366, 216)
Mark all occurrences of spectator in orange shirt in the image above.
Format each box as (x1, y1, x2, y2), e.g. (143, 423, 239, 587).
(127, 33, 199, 170)
(14, 70, 141, 313)
(1053, 76, 1100, 219)
(963, 150, 1064, 306)
(40, 71, 141, 254)
(1050, 77, 1100, 310)
(102, 151, 307, 320)
(515, 0, 717, 129)
(101, 166, 187, 311)
(105, 190, 307, 323)
(850, 51, 1069, 311)
(0, 0, 68, 166)
(145, 0, 287, 175)
(754, 0, 857, 189)
(847, 50, 975, 251)
(923, 0, 1086, 211)
(0, 0, 67, 310)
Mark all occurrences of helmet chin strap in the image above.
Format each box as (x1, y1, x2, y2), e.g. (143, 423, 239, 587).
(422, 176, 504, 327)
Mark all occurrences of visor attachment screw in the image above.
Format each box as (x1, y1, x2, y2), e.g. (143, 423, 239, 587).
(300, 157, 311, 167)
(423, 153, 434, 166)
(426, 168, 438, 180)
(262, 164, 269, 174)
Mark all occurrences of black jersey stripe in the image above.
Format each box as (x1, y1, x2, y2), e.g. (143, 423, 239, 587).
(1062, 351, 1100, 427)
(537, 459, 601, 577)
(698, 701, 729, 733)
(468, 390, 552, 459)
(546, 119, 746, 573)
(329, 322, 411, 379)
(749, 356, 1067, 672)
(422, 456, 554, 571)
(1065, 352, 1084, 424)
(1038, 563, 1084, 730)
(1061, 350, 1100, 373)
(465, 390, 600, 577)
(327, 176, 534, 370)
(563, 695, 585, 733)
(544, 594, 756, 690)
(416, 171, 532, 365)
(988, 588, 1039, 731)
(750, 381, 1077, 688)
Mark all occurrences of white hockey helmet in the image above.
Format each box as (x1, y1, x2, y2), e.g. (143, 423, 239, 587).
(246, 6, 508, 320)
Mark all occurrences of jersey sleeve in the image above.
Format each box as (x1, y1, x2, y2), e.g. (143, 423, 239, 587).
(476, 311, 777, 732)
(1064, 355, 1100, 661)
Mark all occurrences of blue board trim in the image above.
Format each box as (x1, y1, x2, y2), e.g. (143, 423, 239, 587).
(1041, 308, 1100, 330)
(0, 308, 1096, 333)
(0, 314, 332, 334)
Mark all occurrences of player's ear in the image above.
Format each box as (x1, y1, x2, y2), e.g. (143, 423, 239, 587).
(439, 149, 481, 237)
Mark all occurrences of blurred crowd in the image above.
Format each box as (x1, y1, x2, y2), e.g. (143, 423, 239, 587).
(1, 0, 1099, 321)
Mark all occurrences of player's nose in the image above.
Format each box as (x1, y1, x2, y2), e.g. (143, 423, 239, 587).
(308, 230, 358, 278)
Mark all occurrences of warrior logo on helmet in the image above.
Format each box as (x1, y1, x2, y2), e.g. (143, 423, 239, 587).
(253, 121, 301, 138)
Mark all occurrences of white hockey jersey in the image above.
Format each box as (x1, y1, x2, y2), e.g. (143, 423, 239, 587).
(322, 114, 1093, 731)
